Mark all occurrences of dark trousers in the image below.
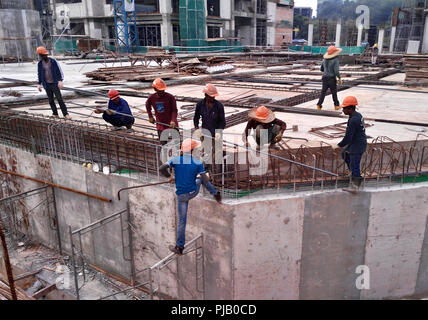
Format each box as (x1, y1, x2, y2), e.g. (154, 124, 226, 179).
(45, 83, 68, 116)
(103, 113, 134, 128)
(317, 76, 340, 107)
(342, 149, 363, 178)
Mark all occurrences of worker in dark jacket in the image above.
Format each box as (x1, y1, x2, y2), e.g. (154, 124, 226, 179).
(243, 106, 286, 149)
(317, 45, 343, 111)
(95, 89, 135, 131)
(333, 96, 367, 191)
(146, 78, 178, 145)
(160, 138, 221, 255)
(36, 46, 71, 119)
(193, 83, 226, 140)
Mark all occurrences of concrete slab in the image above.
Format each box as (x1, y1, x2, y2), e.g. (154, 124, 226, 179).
(299, 191, 371, 300)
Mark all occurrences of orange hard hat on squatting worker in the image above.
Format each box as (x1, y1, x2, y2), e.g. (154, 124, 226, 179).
(36, 46, 71, 120)
(194, 83, 226, 142)
(316, 45, 343, 111)
(145, 78, 179, 145)
(159, 138, 222, 255)
(94, 89, 135, 131)
(243, 106, 287, 150)
(332, 96, 367, 193)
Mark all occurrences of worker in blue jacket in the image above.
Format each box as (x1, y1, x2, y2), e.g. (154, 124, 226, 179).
(36, 46, 71, 119)
(95, 89, 135, 131)
(333, 96, 367, 191)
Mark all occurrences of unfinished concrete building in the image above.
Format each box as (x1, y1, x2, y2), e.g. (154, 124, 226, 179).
(0, 43, 428, 300)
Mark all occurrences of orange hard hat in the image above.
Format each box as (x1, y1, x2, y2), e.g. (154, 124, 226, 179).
(181, 138, 201, 153)
(203, 83, 218, 97)
(327, 46, 339, 55)
(341, 96, 358, 108)
(255, 106, 270, 120)
(36, 46, 48, 55)
(108, 89, 120, 100)
(152, 78, 167, 91)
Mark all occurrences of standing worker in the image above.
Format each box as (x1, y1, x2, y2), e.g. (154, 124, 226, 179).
(146, 78, 178, 144)
(243, 106, 286, 149)
(316, 45, 343, 111)
(193, 83, 226, 141)
(94, 89, 135, 131)
(371, 43, 379, 65)
(36, 46, 71, 119)
(160, 138, 222, 255)
(333, 96, 367, 192)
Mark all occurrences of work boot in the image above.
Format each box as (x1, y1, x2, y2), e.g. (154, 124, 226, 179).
(111, 126, 122, 131)
(343, 177, 362, 193)
(51, 114, 59, 119)
(126, 124, 133, 130)
(334, 105, 341, 111)
(65, 114, 72, 120)
(213, 191, 222, 204)
(317, 105, 322, 110)
(169, 245, 183, 255)
(269, 143, 281, 151)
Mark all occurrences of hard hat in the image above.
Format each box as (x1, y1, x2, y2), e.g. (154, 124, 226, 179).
(341, 96, 358, 108)
(36, 46, 48, 55)
(374, 43, 378, 48)
(152, 78, 167, 91)
(181, 138, 201, 153)
(108, 89, 120, 100)
(202, 83, 219, 97)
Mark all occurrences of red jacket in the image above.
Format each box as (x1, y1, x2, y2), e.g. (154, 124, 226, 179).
(146, 92, 178, 131)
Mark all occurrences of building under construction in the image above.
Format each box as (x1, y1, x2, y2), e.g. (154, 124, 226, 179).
(0, 1, 428, 302)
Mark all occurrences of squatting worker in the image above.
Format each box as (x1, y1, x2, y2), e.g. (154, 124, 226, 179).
(316, 45, 343, 111)
(333, 96, 367, 191)
(36, 46, 71, 119)
(193, 83, 226, 141)
(94, 89, 135, 131)
(160, 138, 222, 255)
(146, 78, 178, 145)
(243, 106, 286, 149)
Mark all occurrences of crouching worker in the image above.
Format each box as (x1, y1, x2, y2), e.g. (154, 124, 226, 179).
(160, 138, 222, 255)
(333, 96, 367, 192)
(95, 89, 135, 131)
(243, 106, 286, 149)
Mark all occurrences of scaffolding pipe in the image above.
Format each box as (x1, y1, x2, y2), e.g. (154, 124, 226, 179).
(0, 168, 112, 203)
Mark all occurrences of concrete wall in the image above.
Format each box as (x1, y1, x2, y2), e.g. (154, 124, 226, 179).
(0, 9, 42, 59)
(2, 144, 428, 299)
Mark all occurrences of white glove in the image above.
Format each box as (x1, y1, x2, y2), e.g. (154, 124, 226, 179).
(37, 85, 42, 92)
(58, 81, 63, 89)
(194, 128, 202, 140)
(332, 144, 340, 150)
(215, 132, 221, 141)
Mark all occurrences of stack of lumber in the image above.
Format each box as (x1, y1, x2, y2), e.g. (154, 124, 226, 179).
(403, 55, 428, 83)
(84, 66, 180, 82)
(0, 278, 35, 300)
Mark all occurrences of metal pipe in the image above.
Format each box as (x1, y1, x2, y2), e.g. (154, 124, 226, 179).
(0, 214, 17, 300)
(0, 168, 112, 203)
(117, 181, 171, 200)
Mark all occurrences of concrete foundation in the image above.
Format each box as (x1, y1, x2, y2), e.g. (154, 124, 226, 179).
(1, 144, 428, 299)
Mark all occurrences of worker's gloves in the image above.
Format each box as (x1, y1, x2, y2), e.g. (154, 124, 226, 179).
(338, 78, 343, 85)
(215, 132, 222, 141)
(105, 109, 115, 115)
(94, 109, 104, 114)
(149, 117, 155, 124)
(170, 121, 176, 129)
(37, 85, 42, 92)
(332, 144, 340, 150)
(274, 133, 283, 143)
(194, 128, 202, 139)
(58, 81, 64, 89)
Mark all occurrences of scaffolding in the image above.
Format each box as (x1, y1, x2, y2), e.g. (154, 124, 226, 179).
(394, 0, 428, 53)
(113, 0, 139, 53)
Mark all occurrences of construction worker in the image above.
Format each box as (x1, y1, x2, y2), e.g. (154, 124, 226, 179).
(372, 43, 379, 65)
(333, 96, 367, 191)
(243, 106, 286, 149)
(194, 83, 226, 140)
(94, 89, 135, 131)
(316, 45, 343, 111)
(36, 46, 71, 119)
(160, 138, 222, 255)
(146, 78, 178, 145)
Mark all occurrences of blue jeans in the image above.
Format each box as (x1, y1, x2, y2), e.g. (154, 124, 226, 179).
(342, 149, 363, 178)
(176, 178, 217, 249)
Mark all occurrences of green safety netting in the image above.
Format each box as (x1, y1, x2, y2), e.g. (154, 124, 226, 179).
(289, 46, 365, 55)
